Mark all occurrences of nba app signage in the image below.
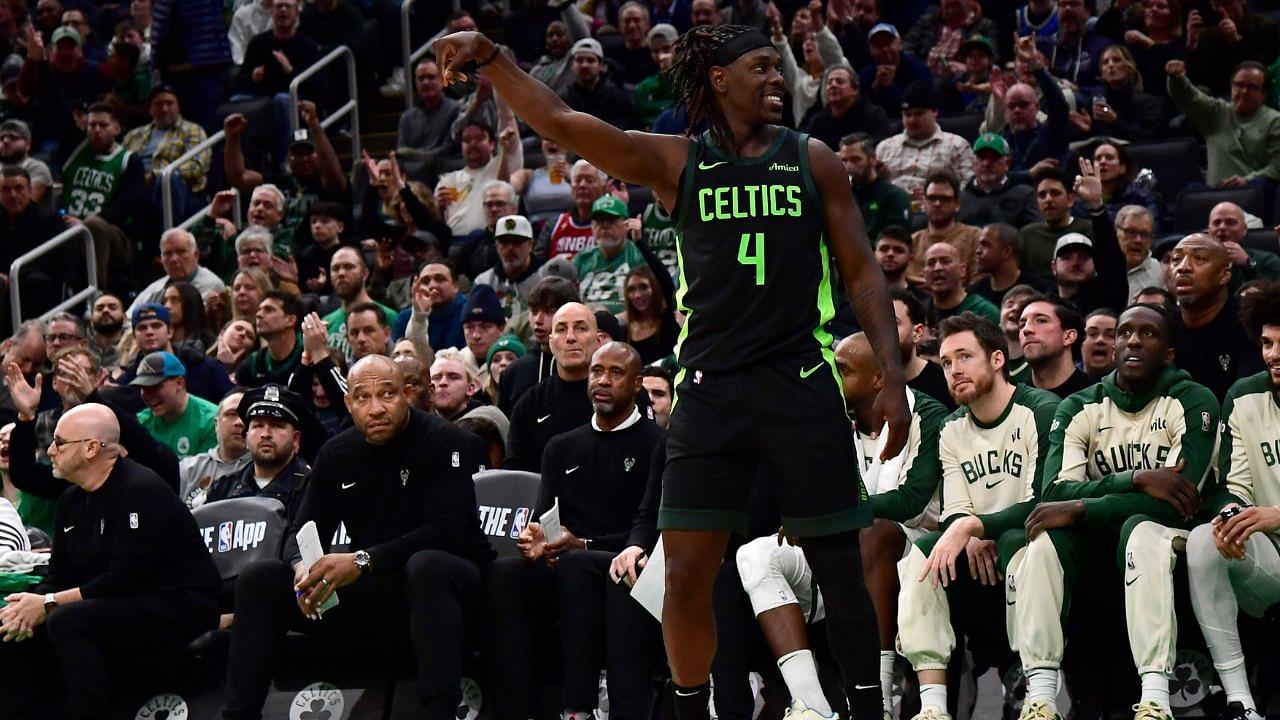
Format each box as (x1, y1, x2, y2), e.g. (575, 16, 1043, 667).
(477, 504, 531, 539)
(201, 519, 270, 553)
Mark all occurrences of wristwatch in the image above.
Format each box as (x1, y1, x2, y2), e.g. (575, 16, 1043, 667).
(43, 593, 57, 614)
(353, 550, 372, 574)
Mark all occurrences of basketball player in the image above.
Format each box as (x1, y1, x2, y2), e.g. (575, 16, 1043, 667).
(434, 24, 911, 720)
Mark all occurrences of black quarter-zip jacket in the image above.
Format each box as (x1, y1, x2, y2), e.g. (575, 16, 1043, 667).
(286, 409, 495, 570)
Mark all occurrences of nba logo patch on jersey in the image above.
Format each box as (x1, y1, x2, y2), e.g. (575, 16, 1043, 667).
(1126, 551, 1135, 571)
(510, 507, 530, 539)
(129, 512, 138, 529)
(624, 457, 635, 472)
(452, 451, 461, 468)
(1219, 355, 1231, 371)
(218, 521, 233, 553)
(693, 370, 703, 385)
(400, 468, 410, 486)
(1201, 412, 1211, 432)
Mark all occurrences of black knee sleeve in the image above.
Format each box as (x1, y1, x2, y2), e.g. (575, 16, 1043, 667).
(801, 531, 882, 719)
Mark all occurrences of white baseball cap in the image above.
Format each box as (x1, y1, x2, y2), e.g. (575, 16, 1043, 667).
(496, 214, 534, 241)
(570, 38, 605, 59)
(1054, 232, 1093, 256)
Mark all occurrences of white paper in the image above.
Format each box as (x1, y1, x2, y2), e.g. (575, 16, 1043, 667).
(630, 538, 666, 621)
(539, 497, 563, 543)
(296, 521, 339, 615)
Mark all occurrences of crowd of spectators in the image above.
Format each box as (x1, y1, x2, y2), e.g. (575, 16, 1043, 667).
(0, 0, 1276, 717)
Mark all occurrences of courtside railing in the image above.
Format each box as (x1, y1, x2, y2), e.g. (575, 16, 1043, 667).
(291, 45, 360, 163)
(401, 0, 463, 111)
(164, 45, 358, 234)
(160, 130, 230, 231)
(9, 224, 96, 330)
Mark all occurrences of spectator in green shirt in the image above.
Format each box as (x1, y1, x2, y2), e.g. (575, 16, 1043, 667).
(634, 23, 677, 130)
(574, 195, 648, 316)
(1167, 58, 1280, 188)
(839, 132, 911, 246)
(131, 351, 218, 460)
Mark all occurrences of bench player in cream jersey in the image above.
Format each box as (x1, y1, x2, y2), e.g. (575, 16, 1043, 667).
(1187, 281, 1280, 720)
(1008, 304, 1219, 720)
(898, 313, 1059, 720)
(735, 333, 948, 719)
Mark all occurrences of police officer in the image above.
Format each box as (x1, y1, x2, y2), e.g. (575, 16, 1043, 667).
(207, 384, 312, 524)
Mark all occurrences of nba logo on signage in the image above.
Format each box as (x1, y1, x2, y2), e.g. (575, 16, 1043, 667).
(218, 522, 233, 553)
(509, 507, 530, 539)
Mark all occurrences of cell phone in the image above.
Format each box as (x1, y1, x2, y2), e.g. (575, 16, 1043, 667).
(1200, 8, 1220, 25)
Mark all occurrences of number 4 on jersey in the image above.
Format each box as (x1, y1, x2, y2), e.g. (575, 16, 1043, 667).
(737, 232, 765, 285)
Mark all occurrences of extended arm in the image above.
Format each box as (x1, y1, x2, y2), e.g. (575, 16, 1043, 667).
(434, 32, 688, 212)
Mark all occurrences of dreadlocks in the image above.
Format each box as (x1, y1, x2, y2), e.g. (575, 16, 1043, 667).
(665, 24, 757, 152)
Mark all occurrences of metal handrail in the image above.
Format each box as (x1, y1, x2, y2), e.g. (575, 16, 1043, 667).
(159, 129, 225, 230)
(177, 187, 240, 233)
(401, 0, 463, 112)
(9, 224, 97, 331)
(290, 45, 360, 164)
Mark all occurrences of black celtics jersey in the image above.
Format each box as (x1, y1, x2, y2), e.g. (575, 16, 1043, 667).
(672, 127, 832, 371)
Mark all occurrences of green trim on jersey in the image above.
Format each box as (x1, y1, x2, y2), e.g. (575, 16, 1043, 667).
(1214, 370, 1280, 512)
(1040, 365, 1220, 527)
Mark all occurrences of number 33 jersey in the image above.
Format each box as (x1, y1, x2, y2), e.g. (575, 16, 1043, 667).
(672, 127, 833, 372)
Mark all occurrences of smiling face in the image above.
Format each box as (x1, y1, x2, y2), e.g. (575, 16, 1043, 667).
(1113, 305, 1172, 390)
(626, 273, 655, 315)
(715, 47, 787, 125)
(248, 188, 284, 228)
(1231, 66, 1266, 117)
(1262, 324, 1280, 391)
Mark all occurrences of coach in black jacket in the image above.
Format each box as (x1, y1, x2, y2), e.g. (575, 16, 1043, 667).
(223, 355, 494, 720)
(0, 404, 220, 718)
(489, 342, 663, 720)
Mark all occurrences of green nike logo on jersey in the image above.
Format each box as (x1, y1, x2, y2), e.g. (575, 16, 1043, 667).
(800, 362, 824, 378)
(698, 160, 728, 170)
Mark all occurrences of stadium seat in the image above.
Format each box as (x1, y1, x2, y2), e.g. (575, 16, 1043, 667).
(1127, 139, 1203, 204)
(938, 113, 984, 143)
(1172, 185, 1265, 234)
(191, 496, 289, 580)
(472, 469, 541, 559)
(1241, 229, 1279, 254)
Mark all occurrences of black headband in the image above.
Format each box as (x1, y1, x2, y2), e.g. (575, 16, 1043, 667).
(711, 28, 772, 68)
